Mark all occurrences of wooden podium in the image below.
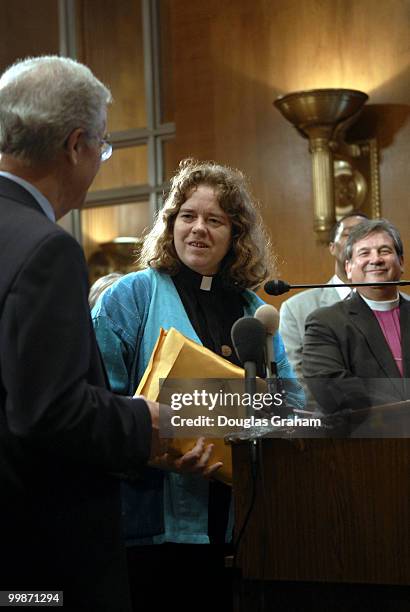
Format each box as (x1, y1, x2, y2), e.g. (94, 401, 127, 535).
(231, 431, 410, 611)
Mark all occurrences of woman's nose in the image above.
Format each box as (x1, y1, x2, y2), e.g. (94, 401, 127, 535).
(192, 217, 206, 233)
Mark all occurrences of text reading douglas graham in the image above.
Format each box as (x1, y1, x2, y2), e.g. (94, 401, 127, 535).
(171, 414, 321, 428)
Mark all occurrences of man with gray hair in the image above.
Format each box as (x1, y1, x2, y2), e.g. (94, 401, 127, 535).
(0, 56, 168, 611)
(302, 219, 410, 414)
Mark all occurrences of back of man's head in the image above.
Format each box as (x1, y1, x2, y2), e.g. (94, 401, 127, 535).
(0, 56, 111, 165)
(329, 211, 369, 244)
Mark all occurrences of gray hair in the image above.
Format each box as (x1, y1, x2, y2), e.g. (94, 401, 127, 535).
(344, 218, 404, 261)
(88, 272, 123, 310)
(0, 55, 112, 164)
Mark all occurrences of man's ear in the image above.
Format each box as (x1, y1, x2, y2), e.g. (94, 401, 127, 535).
(345, 259, 352, 280)
(65, 128, 86, 165)
(329, 242, 335, 257)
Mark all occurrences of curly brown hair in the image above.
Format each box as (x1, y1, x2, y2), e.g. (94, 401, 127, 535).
(139, 159, 275, 289)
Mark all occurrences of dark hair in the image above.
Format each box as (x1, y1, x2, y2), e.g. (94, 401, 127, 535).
(343, 219, 403, 261)
(329, 211, 369, 243)
(138, 159, 275, 289)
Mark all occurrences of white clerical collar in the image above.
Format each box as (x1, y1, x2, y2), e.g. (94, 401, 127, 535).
(330, 274, 351, 300)
(200, 275, 213, 291)
(360, 293, 400, 311)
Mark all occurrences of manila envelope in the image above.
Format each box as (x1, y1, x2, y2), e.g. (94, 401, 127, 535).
(135, 327, 248, 485)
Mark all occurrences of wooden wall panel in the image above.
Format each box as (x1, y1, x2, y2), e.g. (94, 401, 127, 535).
(163, 0, 410, 305)
(0, 0, 59, 73)
(76, 0, 147, 132)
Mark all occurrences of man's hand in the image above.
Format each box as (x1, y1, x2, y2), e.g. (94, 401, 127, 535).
(150, 437, 223, 478)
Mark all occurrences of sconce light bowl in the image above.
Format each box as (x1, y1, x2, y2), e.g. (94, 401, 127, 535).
(274, 88, 372, 242)
(274, 88, 369, 139)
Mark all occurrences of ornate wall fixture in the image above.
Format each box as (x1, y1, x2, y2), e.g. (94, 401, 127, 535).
(274, 89, 380, 242)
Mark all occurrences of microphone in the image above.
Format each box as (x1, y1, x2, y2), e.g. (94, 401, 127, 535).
(231, 317, 266, 399)
(264, 279, 410, 296)
(231, 316, 266, 472)
(254, 304, 280, 379)
(254, 304, 288, 416)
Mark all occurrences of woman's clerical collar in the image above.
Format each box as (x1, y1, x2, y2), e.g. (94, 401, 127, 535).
(175, 263, 218, 291)
(200, 275, 213, 291)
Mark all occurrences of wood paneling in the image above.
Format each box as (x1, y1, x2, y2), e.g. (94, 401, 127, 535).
(0, 0, 59, 73)
(233, 437, 410, 584)
(163, 0, 410, 305)
(76, 0, 147, 132)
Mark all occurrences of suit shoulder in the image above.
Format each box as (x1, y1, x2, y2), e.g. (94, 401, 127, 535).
(307, 298, 348, 324)
(281, 287, 327, 311)
(27, 226, 84, 263)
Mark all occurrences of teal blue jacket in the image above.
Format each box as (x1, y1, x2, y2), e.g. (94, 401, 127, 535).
(93, 268, 302, 544)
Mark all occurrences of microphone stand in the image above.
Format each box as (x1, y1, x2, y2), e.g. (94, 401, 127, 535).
(265, 361, 276, 394)
(243, 361, 259, 474)
(243, 361, 257, 404)
(284, 280, 409, 290)
(264, 279, 410, 296)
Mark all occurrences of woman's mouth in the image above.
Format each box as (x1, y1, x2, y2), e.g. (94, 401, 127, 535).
(188, 242, 208, 248)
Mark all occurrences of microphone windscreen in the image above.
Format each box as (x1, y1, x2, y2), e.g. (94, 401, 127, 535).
(264, 279, 290, 295)
(231, 317, 265, 369)
(254, 304, 280, 335)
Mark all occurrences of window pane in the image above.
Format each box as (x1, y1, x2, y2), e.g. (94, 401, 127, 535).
(82, 200, 150, 261)
(89, 145, 148, 192)
(76, 0, 147, 130)
(161, 138, 180, 183)
(159, 0, 175, 125)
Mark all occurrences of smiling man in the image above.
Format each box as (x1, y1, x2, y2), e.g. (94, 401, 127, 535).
(302, 219, 410, 414)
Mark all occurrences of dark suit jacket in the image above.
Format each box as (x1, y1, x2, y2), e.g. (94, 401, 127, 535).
(302, 291, 410, 414)
(0, 177, 152, 611)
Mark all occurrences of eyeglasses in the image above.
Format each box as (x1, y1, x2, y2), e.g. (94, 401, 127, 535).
(100, 139, 112, 162)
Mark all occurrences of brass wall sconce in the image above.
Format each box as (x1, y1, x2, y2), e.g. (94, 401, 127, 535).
(274, 89, 380, 242)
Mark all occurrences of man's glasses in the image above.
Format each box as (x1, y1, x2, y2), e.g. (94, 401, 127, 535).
(100, 139, 112, 162)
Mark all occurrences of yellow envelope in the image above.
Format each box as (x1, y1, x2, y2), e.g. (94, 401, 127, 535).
(136, 327, 248, 485)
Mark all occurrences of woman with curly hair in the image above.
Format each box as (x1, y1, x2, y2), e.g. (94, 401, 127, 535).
(92, 159, 299, 610)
